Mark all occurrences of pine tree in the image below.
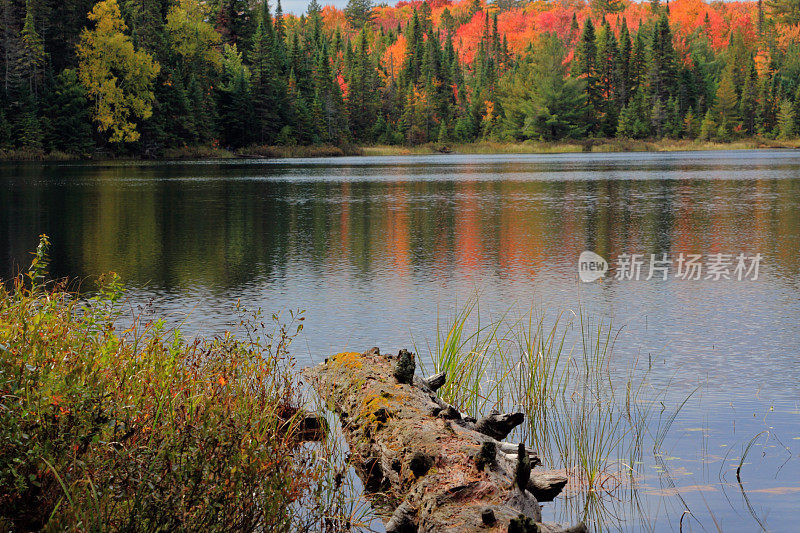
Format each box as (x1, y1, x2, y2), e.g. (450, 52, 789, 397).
(347, 27, 379, 142)
(577, 18, 599, 131)
(766, 0, 800, 26)
(501, 33, 588, 141)
(664, 96, 682, 138)
(649, 15, 677, 108)
(739, 63, 757, 135)
(217, 44, 255, 147)
(715, 63, 739, 139)
(777, 98, 796, 139)
(19, 0, 45, 95)
(344, 0, 373, 28)
(616, 86, 650, 138)
(16, 88, 41, 149)
(618, 19, 632, 105)
(43, 69, 94, 153)
(699, 108, 717, 140)
(596, 21, 620, 135)
(683, 107, 699, 139)
(249, 2, 289, 144)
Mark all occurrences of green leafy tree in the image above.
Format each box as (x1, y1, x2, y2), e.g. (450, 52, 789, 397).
(77, 0, 160, 143)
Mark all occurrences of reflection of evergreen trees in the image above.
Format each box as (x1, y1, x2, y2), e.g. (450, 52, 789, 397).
(1, 163, 799, 286)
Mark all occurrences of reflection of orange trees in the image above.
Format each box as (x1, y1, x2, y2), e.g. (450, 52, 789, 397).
(454, 182, 482, 274)
(497, 182, 545, 278)
(386, 184, 411, 275)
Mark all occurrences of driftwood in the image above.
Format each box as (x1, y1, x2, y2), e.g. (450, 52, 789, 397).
(303, 348, 586, 533)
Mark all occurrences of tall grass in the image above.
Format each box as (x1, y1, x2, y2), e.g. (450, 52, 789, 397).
(0, 236, 361, 531)
(420, 296, 691, 528)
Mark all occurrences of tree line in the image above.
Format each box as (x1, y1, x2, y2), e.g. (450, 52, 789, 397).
(1, 0, 799, 157)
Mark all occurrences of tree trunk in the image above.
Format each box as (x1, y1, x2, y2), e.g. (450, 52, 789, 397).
(303, 348, 586, 533)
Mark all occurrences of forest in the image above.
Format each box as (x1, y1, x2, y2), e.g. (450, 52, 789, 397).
(1, 0, 800, 157)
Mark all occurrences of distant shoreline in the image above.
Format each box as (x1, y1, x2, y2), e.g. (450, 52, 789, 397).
(2, 138, 799, 163)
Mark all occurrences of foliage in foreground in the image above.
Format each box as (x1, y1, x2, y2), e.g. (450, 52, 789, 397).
(0, 238, 335, 531)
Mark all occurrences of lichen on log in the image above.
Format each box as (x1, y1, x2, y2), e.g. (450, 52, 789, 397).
(303, 348, 585, 533)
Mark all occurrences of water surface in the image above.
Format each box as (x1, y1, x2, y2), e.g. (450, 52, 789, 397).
(2, 151, 799, 531)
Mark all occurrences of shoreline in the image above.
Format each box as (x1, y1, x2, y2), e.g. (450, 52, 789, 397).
(1, 138, 799, 163)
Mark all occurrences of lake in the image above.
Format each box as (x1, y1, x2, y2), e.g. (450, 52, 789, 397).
(2, 151, 799, 531)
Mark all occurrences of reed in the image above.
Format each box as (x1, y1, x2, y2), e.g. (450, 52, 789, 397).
(421, 296, 692, 527)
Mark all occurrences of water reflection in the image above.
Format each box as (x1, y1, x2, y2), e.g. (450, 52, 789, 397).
(2, 151, 799, 531)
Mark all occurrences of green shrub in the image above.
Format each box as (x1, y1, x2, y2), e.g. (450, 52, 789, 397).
(0, 237, 319, 531)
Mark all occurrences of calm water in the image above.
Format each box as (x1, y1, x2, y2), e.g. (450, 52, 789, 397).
(2, 151, 799, 531)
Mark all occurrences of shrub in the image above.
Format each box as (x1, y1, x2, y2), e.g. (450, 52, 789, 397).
(0, 237, 319, 531)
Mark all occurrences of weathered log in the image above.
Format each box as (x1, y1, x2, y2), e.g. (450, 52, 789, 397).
(303, 348, 586, 533)
(475, 411, 525, 440)
(423, 371, 447, 392)
(527, 472, 569, 503)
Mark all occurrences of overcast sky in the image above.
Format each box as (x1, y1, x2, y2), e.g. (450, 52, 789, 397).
(281, 0, 349, 15)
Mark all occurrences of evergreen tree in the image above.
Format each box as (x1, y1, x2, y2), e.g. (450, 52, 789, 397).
(43, 69, 94, 153)
(16, 88, 41, 148)
(596, 21, 620, 135)
(649, 15, 677, 107)
(249, 1, 289, 144)
(616, 86, 649, 138)
(19, 0, 44, 95)
(344, 0, 373, 28)
(699, 108, 717, 140)
(347, 28, 379, 142)
(618, 19, 632, 105)
(577, 18, 599, 129)
(777, 98, 796, 138)
(715, 63, 739, 139)
(501, 33, 588, 141)
(683, 107, 699, 138)
(217, 44, 255, 147)
(739, 62, 757, 135)
(766, 0, 800, 26)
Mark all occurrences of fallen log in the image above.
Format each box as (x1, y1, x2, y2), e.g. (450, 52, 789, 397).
(303, 348, 586, 533)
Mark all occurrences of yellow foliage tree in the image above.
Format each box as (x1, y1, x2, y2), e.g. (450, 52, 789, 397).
(165, 0, 222, 74)
(77, 0, 160, 143)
